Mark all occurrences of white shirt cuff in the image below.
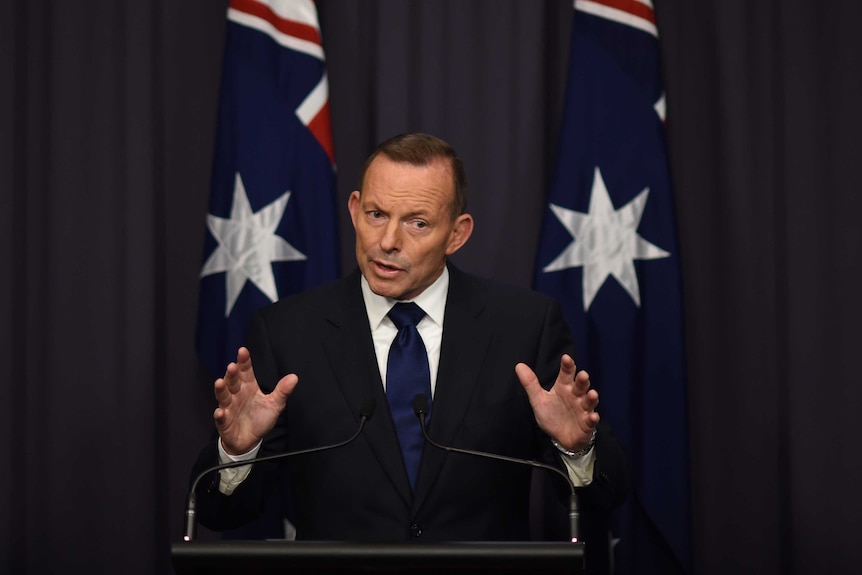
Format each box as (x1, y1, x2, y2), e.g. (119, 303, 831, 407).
(216, 438, 262, 495)
(559, 446, 596, 487)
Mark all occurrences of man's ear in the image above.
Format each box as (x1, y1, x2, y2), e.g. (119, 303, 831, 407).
(445, 213, 474, 256)
(347, 191, 361, 228)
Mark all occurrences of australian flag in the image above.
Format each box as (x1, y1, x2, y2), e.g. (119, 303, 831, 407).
(534, 1, 690, 573)
(196, 0, 339, 380)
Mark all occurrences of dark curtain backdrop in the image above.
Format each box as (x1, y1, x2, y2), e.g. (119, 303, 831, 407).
(2, 1, 860, 574)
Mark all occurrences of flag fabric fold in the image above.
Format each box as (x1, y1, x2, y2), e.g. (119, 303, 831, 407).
(196, 0, 339, 381)
(534, 1, 691, 572)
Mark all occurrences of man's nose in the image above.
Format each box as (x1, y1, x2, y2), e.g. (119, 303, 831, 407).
(379, 220, 401, 252)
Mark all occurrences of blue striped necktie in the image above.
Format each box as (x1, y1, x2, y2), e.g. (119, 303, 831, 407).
(386, 302, 432, 489)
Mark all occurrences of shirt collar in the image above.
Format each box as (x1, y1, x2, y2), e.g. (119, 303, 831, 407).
(361, 265, 449, 329)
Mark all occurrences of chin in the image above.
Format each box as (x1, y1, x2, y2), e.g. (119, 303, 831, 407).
(367, 278, 403, 299)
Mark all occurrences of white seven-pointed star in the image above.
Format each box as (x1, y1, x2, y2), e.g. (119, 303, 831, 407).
(543, 167, 669, 311)
(201, 173, 306, 317)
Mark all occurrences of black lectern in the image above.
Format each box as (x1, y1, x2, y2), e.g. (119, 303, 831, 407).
(171, 540, 584, 574)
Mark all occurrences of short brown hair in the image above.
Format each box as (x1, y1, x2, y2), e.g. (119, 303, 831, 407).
(358, 133, 468, 219)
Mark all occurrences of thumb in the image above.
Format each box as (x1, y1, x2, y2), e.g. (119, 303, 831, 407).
(515, 363, 543, 403)
(270, 373, 299, 410)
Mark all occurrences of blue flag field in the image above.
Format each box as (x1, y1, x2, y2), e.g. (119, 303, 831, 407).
(534, 1, 691, 572)
(196, 0, 339, 380)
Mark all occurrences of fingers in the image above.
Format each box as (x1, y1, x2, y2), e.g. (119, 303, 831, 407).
(225, 347, 253, 389)
(556, 356, 600, 417)
(571, 367, 599, 410)
(213, 346, 296, 417)
(271, 373, 299, 410)
(515, 363, 542, 402)
(518, 355, 583, 400)
(578, 385, 600, 433)
(215, 347, 254, 403)
(214, 373, 232, 406)
(235, 346, 255, 383)
(558, 354, 577, 382)
(583, 388, 599, 410)
(213, 405, 227, 427)
(236, 346, 251, 363)
(573, 369, 592, 395)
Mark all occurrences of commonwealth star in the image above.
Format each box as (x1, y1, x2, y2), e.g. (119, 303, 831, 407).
(201, 173, 306, 316)
(543, 167, 669, 311)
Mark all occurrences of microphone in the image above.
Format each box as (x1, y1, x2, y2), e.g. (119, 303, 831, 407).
(411, 394, 582, 543)
(183, 398, 377, 542)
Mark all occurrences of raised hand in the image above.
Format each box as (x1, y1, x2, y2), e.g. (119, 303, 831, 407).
(515, 354, 599, 452)
(213, 346, 298, 455)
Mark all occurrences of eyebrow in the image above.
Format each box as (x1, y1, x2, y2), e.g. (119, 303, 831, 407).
(364, 200, 433, 220)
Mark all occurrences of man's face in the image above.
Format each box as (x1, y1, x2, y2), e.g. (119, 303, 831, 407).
(348, 155, 473, 300)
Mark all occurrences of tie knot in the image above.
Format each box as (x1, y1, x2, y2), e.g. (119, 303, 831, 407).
(388, 302, 425, 329)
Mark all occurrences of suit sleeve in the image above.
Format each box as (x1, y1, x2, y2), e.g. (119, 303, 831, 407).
(190, 309, 291, 532)
(534, 297, 631, 551)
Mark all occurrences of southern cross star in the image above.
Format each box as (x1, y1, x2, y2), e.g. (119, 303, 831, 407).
(201, 173, 306, 317)
(543, 167, 669, 311)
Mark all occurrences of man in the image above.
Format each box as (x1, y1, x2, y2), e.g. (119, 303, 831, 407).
(192, 133, 629, 572)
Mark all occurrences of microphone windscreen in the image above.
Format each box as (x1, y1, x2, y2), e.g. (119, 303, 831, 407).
(411, 394, 428, 416)
(360, 397, 377, 420)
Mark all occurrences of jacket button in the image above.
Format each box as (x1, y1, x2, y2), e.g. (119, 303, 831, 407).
(410, 523, 422, 537)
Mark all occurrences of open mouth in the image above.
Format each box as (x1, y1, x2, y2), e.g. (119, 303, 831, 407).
(374, 260, 402, 273)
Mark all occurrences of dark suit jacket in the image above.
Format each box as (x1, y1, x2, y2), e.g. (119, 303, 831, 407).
(192, 264, 629, 570)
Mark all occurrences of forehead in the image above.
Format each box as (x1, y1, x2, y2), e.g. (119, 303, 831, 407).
(360, 155, 454, 212)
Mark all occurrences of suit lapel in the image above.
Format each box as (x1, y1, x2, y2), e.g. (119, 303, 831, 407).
(322, 271, 414, 507)
(413, 266, 492, 511)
